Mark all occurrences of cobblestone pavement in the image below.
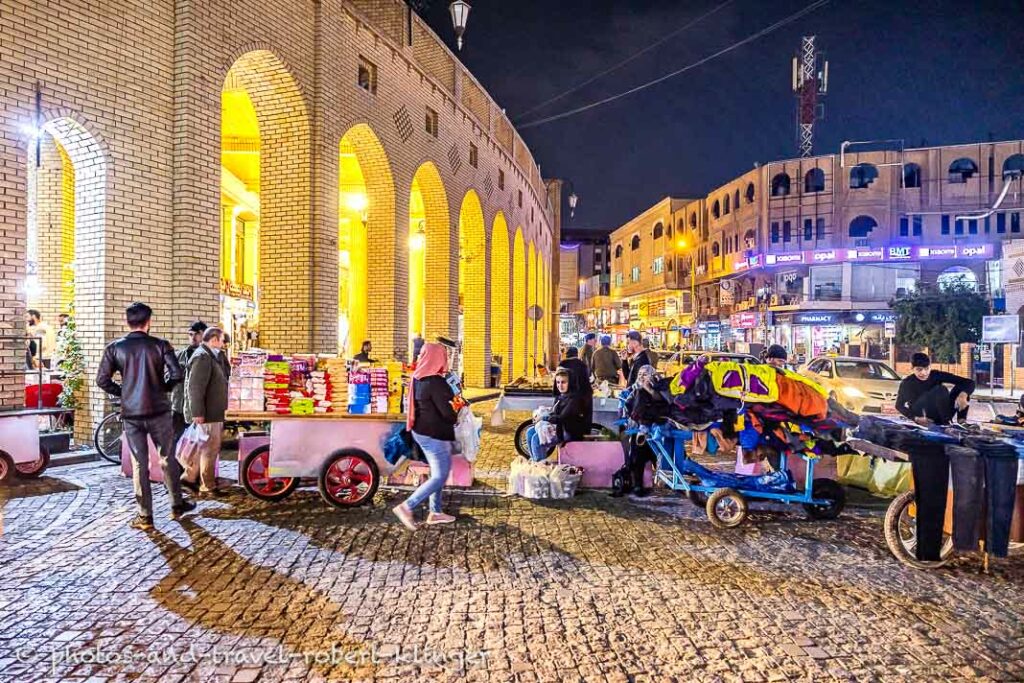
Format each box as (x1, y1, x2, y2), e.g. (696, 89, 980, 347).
(1, 402, 1023, 682)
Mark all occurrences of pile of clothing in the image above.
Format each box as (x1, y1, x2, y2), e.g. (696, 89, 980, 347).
(646, 358, 860, 459)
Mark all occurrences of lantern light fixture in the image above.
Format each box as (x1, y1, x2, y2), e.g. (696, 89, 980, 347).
(449, 1, 471, 51)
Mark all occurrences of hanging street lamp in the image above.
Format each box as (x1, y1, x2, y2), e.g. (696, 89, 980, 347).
(449, 1, 471, 51)
(568, 191, 579, 219)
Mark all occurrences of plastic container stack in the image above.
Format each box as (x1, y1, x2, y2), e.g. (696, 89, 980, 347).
(227, 350, 267, 412)
(369, 367, 389, 414)
(348, 368, 371, 414)
(264, 357, 291, 414)
(310, 357, 333, 413)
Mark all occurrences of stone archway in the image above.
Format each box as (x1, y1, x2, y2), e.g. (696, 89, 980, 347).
(458, 190, 488, 387)
(408, 162, 452, 342)
(512, 227, 527, 378)
(337, 123, 395, 357)
(490, 212, 510, 377)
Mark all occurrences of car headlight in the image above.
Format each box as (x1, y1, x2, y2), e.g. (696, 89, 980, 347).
(842, 386, 866, 399)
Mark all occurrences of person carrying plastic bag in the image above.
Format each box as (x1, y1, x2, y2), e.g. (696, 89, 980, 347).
(525, 369, 588, 461)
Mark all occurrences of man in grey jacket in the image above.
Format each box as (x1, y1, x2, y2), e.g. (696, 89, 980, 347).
(171, 321, 207, 442)
(182, 327, 230, 495)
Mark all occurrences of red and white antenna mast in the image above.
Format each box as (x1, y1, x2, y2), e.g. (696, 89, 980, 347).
(792, 36, 828, 158)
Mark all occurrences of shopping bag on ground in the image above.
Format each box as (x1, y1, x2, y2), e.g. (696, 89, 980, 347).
(176, 423, 209, 471)
(454, 407, 483, 462)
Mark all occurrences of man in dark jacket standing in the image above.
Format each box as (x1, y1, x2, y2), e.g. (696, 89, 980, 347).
(171, 320, 207, 442)
(580, 332, 597, 369)
(182, 327, 230, 495)
(96, 302, 194, 529)
(625, 331, 656, 388)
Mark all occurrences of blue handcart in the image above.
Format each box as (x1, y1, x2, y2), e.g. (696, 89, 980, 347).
(638, 421, 846, 528)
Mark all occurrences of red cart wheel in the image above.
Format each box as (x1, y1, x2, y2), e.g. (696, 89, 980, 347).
(0, 453, 14, 485)
(14, 447, 50, 478)
(318, 448, 379, 509)
(241, 445, 299, 502)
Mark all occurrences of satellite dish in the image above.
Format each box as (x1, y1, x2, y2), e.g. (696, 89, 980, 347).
(528, 305, 544, 321)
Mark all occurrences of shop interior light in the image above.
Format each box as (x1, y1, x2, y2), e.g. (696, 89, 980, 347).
(409, 221, 426, 250)
(346, 193, 369, 222)
(676, 239, 687, 250)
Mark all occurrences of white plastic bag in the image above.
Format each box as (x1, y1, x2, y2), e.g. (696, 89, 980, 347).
(532, 405, 552, 422)
(507, 457, 527, 496)
(454, 407, 482, 463)
(535, 419, 558, 446)
(176, 422, 210, 470)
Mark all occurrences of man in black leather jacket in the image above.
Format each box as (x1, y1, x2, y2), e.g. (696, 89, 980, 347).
(96, 302, 195, 529)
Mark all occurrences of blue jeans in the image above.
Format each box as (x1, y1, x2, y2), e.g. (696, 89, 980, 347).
(527, 426, 555, 462)
(407, 432, 453, 513)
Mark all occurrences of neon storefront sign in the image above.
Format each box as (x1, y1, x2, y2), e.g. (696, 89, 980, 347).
(764, 243, 994, 268)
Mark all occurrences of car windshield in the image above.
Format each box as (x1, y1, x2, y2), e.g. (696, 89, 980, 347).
(834, 360, 899, 380)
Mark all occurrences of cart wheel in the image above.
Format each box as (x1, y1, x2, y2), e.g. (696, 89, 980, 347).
(684, 476, 708, 507)
(0, 453, 15, 485)
(587, 423, 616, 441)
(513, 420, 532, 457)
(94, 412, 123, 465)
(15, 447, 50, 479)
(241, 445, 299, 502)
(883, 490, 954, 569)
(706, 487, 747, 529)
(802, 478, 846, 520)
(318, 448, 379, 509)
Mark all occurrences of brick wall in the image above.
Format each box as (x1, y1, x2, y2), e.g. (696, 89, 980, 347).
(0, 0, 559, 422)
(490, 212, 511, 378)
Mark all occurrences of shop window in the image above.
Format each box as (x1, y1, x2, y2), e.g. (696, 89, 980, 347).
(903, 163, 921, 188)
(745, 182, 755, 203)
(631, 235, 640, 251)
(469, 142, 478, 168)
(804, 218, 813, 241)
(498, 169, 505, 190)
(937, 266, 978, 292)
(1004, 154, 1024, 180)
(815, 217, 825, 239)
(357, 56, 378, 94)
(848, 215, 878, 238)
(810, 265, 843, 301)
(425, 107, 439, 137)
(948, 157, 978, 183)
(804, 168, 825, 193)
(853, 263, 919, 301)
(771, 173, 791, 197)
(849, 163, 878, 189)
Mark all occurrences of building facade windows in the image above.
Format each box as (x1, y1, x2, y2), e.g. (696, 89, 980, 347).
(745, 182, 755, 203)
(357, 56, 378, 94)
(804, 218, 813, 241)
(652, 222, 664, 239)
(468, 142, 478, 168)
(948, 157, 978, 183)
(849, 215, 878, 238)
(850, 163, 878, 189)
(903, 163, 922, 188)
(771, 173, 791, 197)
(1004, 154, 1024, 179)
(804, 168, 825, 193)
(816, 217, 825, 239)
(630, 235, 640, 250)
(498, 169, 505, 190)
(631, 266, 640, 282)
(652, 256, 664, 274)
(425, 106, 439, 137)
(942, 214, 951, 234)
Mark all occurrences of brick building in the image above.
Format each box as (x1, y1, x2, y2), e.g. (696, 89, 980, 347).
(609, 140, 1024, 362)
(1, 0, 560, 429)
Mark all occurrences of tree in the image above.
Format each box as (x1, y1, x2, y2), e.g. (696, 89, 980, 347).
(55, 315, 85, 409)
(890, 282, 986, 363)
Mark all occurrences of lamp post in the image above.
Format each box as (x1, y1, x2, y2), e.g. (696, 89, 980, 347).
(568, 191, 578, 219)
(449, 1, 471, 51)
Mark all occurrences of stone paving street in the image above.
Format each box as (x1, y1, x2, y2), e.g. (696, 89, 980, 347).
(2, 402, 1024, 682)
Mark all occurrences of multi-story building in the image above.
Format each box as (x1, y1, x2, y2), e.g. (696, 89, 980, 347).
(608, 197, 694, 347)
(611, 139, 1024, 361)
(558, 228, 611, 341)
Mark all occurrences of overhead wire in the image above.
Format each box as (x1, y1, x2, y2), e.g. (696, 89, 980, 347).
(515, 0, 737, 121)
(518, 0, 831, 130)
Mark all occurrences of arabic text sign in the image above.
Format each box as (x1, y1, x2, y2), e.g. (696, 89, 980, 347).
(982, 315, 1019, 343)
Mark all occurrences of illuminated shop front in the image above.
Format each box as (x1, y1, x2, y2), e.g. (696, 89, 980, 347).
(772, 310, 897, 362)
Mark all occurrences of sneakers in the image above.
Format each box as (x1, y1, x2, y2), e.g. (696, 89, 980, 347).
(170, 500, 197, 519)
(391, 503, 418, 531)
(180, 477, 199, 493)
(130, 515, 154, 530)
(425, 512, 456, 526)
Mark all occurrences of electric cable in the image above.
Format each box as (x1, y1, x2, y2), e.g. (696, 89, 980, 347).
(518, 0, 831, 130)
(515, 0, 736, 120)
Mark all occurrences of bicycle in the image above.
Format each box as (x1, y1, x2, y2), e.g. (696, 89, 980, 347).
(93, 399, 123, 464)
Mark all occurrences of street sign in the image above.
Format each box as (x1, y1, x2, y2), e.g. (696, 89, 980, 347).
(980, 347, 994, 362)
(982, 315, 1019, 343)
(528, 305, 544, 321)
(884, 321, 896, 339)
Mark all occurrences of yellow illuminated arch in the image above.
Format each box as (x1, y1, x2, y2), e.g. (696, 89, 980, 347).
(409, 162, 451, 345)
(490, 212, 510, 376)
(458, 189, 488, 387)
(338, 123, 395, 357)
(528, 241, 537, 375)
(512, 227, 527, 378)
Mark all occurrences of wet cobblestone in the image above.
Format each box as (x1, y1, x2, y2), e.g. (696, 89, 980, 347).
(1, 402, 1022, 681)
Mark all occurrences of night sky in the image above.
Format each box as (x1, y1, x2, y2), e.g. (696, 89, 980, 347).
(419, 0, 1024, 231)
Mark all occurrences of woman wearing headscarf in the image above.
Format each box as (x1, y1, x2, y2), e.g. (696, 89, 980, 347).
(393, 342, 459, 530)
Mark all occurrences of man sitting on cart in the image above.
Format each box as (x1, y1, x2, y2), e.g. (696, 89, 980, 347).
(896, 352, 975, 426)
